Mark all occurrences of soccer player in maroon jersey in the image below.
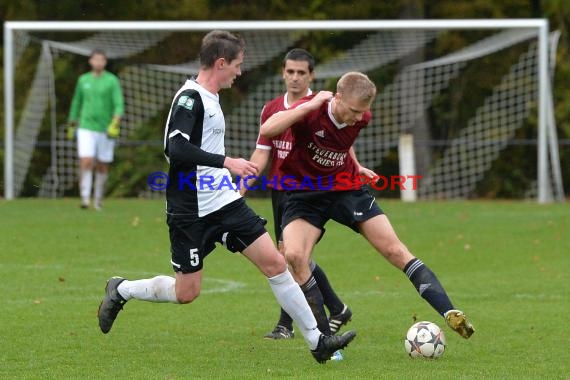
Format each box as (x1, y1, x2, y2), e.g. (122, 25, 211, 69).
(260, 72, 475, 339)
(241, 49, 355, 344)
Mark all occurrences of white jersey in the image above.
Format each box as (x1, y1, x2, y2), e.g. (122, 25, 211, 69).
(164, 79, 241, 217)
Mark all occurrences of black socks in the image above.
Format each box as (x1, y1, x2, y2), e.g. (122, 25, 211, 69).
(404, 258, 454, 316)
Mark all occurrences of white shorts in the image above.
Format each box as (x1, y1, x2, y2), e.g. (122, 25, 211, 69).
(77, 128, 116, 163)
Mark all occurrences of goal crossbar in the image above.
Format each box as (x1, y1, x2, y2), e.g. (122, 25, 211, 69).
(3, 19, 554, 202)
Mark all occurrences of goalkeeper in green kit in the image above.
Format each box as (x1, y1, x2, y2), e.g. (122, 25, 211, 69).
(67, 49, 124, 210)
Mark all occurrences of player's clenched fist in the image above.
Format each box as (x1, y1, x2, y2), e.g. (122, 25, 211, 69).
(307, 91, 333, 110)
(224, 157, 259, 177)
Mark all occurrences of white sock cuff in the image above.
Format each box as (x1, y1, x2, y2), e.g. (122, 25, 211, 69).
(267, 270, 293, 285)
(117, 280, 130, 300)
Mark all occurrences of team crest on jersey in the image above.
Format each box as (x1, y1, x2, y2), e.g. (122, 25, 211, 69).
(177, 95, 195, 110)
(315, 130, 325, 138)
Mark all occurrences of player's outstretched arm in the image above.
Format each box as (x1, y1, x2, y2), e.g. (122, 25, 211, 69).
(260, 91, 333, 138)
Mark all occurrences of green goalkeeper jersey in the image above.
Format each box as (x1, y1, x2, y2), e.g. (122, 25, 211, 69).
(68, 70, 124, 132)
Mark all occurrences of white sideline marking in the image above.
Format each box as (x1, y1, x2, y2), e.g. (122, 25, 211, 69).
(5, 264, 562, 301)
(513, 293, 563, 300)
(201, 278, 246, 294)
(5, 277, 246, 306)
(0, 263, 246, 298)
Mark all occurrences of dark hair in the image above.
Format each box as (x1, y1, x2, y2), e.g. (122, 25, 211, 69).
(89, 48, 107, 59)
(199, 30, 245, 68)
(283, 48, 315, 72)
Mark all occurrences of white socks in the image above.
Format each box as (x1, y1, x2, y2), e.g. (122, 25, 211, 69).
(80, 170, 107, 206)
(268, 270, 321, 350)
(94, 172, 108, 205)
(117, 276, 179, 303)
(80, 169, 93, 205)
(114, 270, 323, 350)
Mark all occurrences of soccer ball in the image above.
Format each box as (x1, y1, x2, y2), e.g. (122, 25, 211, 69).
(404, 321, 446, 359)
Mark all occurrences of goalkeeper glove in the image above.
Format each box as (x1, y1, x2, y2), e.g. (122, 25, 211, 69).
(107, 118, 120, 139)
(66, 122, 77, 141)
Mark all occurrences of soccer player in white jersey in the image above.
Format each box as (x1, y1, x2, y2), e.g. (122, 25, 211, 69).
(96, 30, 355, 364)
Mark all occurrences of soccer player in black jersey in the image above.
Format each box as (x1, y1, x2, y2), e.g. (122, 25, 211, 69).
(97, 30, 355, 364)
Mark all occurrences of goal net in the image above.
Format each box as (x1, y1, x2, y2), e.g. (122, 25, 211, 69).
(3, 20, 564, 202)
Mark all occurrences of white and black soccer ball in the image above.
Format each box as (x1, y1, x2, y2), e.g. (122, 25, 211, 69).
(404, 321, 446, 359)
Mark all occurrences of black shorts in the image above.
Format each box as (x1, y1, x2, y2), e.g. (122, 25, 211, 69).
(271, 189, 288, 243)
(281, 186, 384, 233)
(167, 198, 267, 273)
(272, 189, 326, 244)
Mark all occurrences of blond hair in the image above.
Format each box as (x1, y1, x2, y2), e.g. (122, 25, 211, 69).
(337, 72, 376, 103)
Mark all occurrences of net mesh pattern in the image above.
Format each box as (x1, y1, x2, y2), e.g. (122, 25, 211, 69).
(7, 27, 560, 200)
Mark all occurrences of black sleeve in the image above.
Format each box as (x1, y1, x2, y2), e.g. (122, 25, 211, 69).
(165, 90, 225, 168)
(168, 135, 225, 168)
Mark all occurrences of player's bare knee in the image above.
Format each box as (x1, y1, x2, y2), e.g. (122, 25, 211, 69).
(176, 293, 199, 304)
(283, 246, 305, 268)
(175, 288, 200, 304)
(96, 162, 110, 173)
(80, 158, 94, 170)
(263, 252, 287, 277)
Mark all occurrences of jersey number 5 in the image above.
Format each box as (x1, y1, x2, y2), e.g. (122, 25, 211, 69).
(189, 248, 200, 267)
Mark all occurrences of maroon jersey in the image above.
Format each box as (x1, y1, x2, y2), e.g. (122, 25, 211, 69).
(256, 91, 311, 190)
(280, 96, 371, 190)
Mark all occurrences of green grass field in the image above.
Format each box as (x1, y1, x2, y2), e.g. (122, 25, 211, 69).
(1, 198, 569, 379)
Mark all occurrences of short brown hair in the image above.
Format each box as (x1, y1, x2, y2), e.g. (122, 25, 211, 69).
(199, 30, 245, 68)
(337, 72, 376, 103)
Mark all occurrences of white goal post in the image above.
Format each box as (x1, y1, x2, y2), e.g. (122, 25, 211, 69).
(3, 19, 562, 202)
